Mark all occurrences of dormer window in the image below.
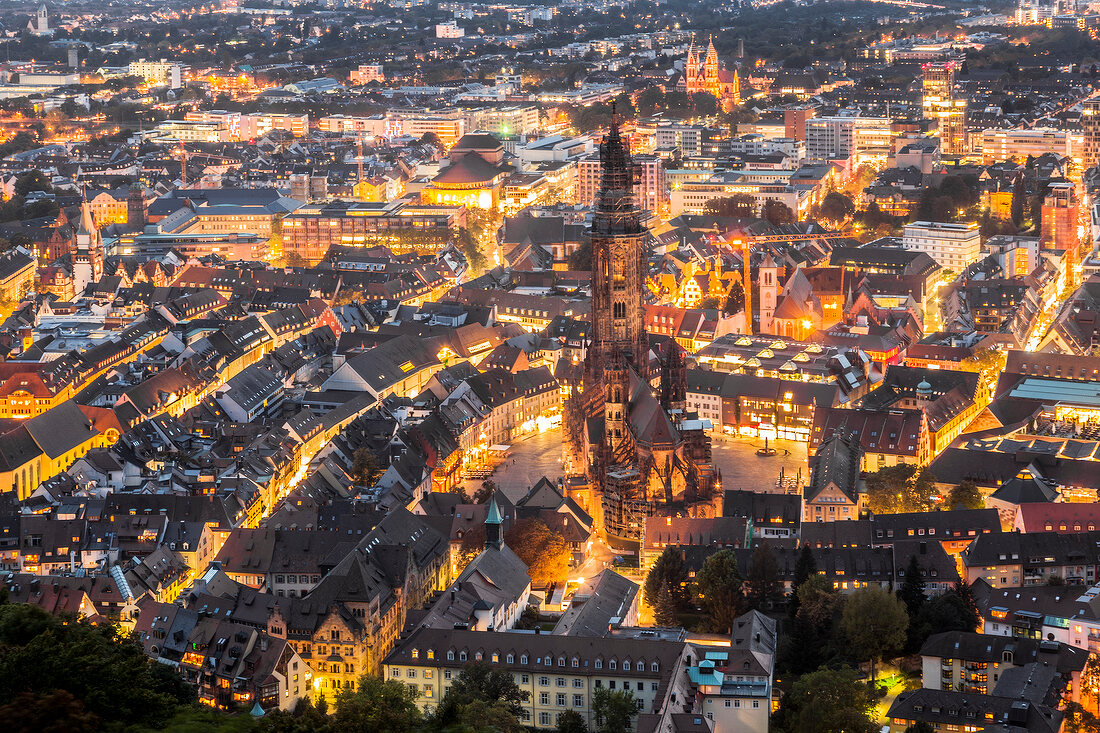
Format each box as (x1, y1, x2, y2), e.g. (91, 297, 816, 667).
(411, 649, 418, 660)
(447, 650, 455, 661)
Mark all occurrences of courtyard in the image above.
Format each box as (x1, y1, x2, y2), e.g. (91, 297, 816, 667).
(473, 428, 809, 502)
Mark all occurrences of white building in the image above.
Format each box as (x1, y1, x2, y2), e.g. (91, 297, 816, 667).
(804, 115, 891, 164)
(727, 135, 806, 166)
(465, 105, 541, 137)
(517, 135, 594, 168)
(436, 21, 465, 38)
(350, 64, 384, 85)
(152, 119, 230, 144)
(902, 221, 981, 271)
(689, 611, 776, 733)
(670, 169, 810, 218)
(128, 60, 183, 89)
(979, 128, 1068, 164)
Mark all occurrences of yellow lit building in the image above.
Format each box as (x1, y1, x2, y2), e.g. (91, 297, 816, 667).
(421, 133, 513, 210)
(0, 400, 122, 501)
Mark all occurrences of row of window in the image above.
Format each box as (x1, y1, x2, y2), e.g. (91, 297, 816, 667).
(411, 648, 659, 672)
(396, 667, 660, 695)
(705, 698, 762, 709)
(274, 574, 320, 584)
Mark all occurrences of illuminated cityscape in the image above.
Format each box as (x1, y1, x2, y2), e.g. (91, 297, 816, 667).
(0, 0, 1099, 731)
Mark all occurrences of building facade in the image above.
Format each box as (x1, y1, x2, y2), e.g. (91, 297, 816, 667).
(903, 221, 981, 271)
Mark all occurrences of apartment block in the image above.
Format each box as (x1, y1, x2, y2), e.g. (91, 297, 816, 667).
(903, 221, 981, 271)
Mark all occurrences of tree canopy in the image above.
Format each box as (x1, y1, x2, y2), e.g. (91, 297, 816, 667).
(504, 518, 571, 587)
(946, 481, 983, 510)
(771, 666, 878, 733)
(0, 603, 193, 731)
(840, 585, 909, 682)
(703, 194, 754, 218)
(864, 464, 936, 514)
(695, 548, 745, 633)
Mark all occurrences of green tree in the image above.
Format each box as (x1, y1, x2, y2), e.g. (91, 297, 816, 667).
(840, 585, 909, 682)
(898, 555, 926, 620)
(723, 280, 745, 316)
(591, 688, 637, 733)
(698, 296, 721, 310)
(644, 547, 689, 611)
(329, 675, 422, 733)
(746, 542, 780, 610)
(556, 708, 589, 733)
(905, 723, 936, 733)
(788, 543, 817, 618)
(14, 171, 50, 197)
(504, 518, 571, 587)
(1082, 659, 1100, 715)
(456, 227, 486, 273)
(351, 447, 382, 485)
(651, 582, 679, 626)
(899, 555, 928, 652)
(695, 548, 745, 633)
(0, 604, 192, 730)
(722, 103, 759, 129)
(635, 87, 665, 116)
(431, 661, 529, 730)
(762, 199, 796, 226)
(703, 194, 754, 218)
(1063, 701, 1100, 733)
(1010, 172, 1026, 228)
(910, 588, 979, 650)
(946, 480, 983, 510)
(771, 666, 877, 733)
(816, 191, 855, 225)
(259, 694, 332, 733)
(567, 238, 592, 270)
(796, 574, 843, 633)
(0, 689, 98, 733)
(864, 464, 935, 514)
(1029, 192, 1044, 233)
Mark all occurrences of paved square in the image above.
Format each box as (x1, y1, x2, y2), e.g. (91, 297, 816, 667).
(475, 429, 809, 502)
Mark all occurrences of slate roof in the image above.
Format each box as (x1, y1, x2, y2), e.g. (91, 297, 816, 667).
(553, 569, 639, 637)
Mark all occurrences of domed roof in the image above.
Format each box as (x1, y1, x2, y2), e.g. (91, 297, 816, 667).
(916, 378, 932, 395)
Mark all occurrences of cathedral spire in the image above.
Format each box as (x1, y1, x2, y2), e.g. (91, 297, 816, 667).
(584, 104, 648, 393)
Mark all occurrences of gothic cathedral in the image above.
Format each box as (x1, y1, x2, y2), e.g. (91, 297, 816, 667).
(684, 37, 741, 111)
(563, 115, 717, 549)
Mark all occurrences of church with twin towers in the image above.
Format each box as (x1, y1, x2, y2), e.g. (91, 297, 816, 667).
(682, 36, 742, 111)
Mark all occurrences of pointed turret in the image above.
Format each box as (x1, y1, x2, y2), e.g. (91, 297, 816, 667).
(78, 199, 96, 235)
(485, 494, 503, 550)
(685, 35, 699, 93)
(704, 36, 720, 97)
(73, 197, 103, 295)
